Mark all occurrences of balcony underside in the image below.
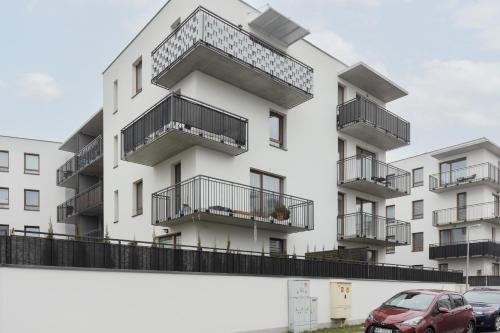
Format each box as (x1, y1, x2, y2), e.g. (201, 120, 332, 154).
(59, 205, 103, 225)
(57, 157, 103, 189)
(154, 211, 309, 234)
(339, 179, 409, 199)
(338, 235, 404, 247)
(431, 178, 500, 193)
(153, 43, 313, 109)
(436, 217, 500, 228)
(338, 122, 408, 151)
(123, 128, 246, 167)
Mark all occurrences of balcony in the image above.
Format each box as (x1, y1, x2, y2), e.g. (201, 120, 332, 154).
(151, 7, 313, 109)
(122, 94, 248, 166)
(433, 202, 500, 227)
(429, 240, 500, 260)
(152, 175, 314, 233)
(57, 182, 103, 224)
(337, 213, 411, 247)
(337, 97, 410, 150)
(337, 155, 410, 198)
(429, 163, 500, 193)
(57, 135, 103, 188)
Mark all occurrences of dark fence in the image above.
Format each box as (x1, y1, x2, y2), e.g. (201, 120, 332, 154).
(337, 213, 411, 246)
(337, 155, 410, 195)
(121, 94, 248, 158)
(433, 202, 500, 226)
(57, 182, 103, 222)
(468, 276, 500, 286)
(337, 96, 410, 144)
(429, 240, 500, 259)
(0, 232, 462, 283)
(429, 162, 500, 191)
(152, 175, 314, 230)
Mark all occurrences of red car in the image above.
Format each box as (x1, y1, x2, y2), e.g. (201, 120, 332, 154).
(365, 289, 475, 333)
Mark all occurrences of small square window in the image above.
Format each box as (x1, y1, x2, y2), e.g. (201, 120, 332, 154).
(24, 153, 40, 175)
(439, 263, 449, 271)
(412, 167, 424, 187)
(0, 187, 9, 209)
(269, 238, 286, 256)
(412, 200, 424, 219)
(24, 189, 40, 211)
(24, 225, 40, 237)
(0, 151, 8, 172)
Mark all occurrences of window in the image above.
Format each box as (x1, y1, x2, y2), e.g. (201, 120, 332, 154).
(477, 270, 482, 276)
(457, 192, 467, 221)
(158, 233, 182, 247)
(338, 85, 345, 105)
(133, 180, 143, 216)
(412, 265, 424, 269)
(412, 200, 424, 219)
(0, 150, 8, 172)
(440, 158, 467, 185)
(113, 135, 119, 167)
(367, 250, 377, 264)
(24, 189, 40, 211)
(250, 170, 284, 217)
(0, 224, 8, 236)
(493, 263, 500, 276)
(24, 225, 40, 237)
(269, 111, 285, 148)
(412, 232, 423, 252)
(437, 295, 452, 310)
(412, 167, 424, 187)
(386, 205, 396, 254)
(24, 153, 40, 174)
(113, 80, 119, 113)
(113, 190, 119, 223)
(269, 238, 286, 256)
(440, 228, 466, 245)
(133, 58, 143, 95)
(0, 187, 8, 209)
(493, 227, 497, 242)
(439, 263, 449, 271)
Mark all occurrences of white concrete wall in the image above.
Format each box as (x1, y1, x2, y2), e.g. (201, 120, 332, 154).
(0, 266, 464, 333)
(0, 136, 74, 235)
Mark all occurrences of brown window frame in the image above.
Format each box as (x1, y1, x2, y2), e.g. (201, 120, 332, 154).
(412, 232, 424, 252)
(133, 58, 143, 96)
(250, 169, 284, 218)
(133, 180, 143, 216)
(269, 111, 285, 148)
(338, 85, 345, 105)
(0, 187, 9, 209)
(24, 153, 40, 175)
(269, 237, 286, 256)
(0, 150, 8, 172)
(412, 200, 424, 220)
(24, 189, 40, 211)
(412, 167, 424, 187)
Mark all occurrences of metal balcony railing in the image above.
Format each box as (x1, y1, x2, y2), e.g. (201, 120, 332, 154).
(337, 212, 411, 246)
(57, 182, 103, 222)
(121, 93, 248, 158)
(433, 201, 500, 226)
(337, 96, 410, 144)
(152, 175, 314, 230)
(429, 240, 500, 260)
(56, 135, 103, 185)
(337, 155, 410, 195)
(151, 7, 313, 96)
(429, 162, 500, 191)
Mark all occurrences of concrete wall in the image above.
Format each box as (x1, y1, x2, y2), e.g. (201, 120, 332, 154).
(0, 266, 464, 333)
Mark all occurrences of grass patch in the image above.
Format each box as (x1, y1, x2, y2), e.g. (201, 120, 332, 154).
(304, 325, 364, 333)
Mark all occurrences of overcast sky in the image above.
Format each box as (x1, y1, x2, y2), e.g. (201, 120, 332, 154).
(1, 0, 499, 161)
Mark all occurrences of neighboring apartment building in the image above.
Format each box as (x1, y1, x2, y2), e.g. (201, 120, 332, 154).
(387, 138, 500, 276)
(102, 0, 412, 259)
(55, 110, 103, 238)
(0, 135, 74, 235)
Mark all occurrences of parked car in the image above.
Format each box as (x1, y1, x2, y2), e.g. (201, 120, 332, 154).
(365, 289, 475, 333)
(463, 288, 500, 331)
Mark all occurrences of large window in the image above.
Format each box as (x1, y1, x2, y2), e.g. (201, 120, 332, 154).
(0, 224, 8, 236)
(0, 187, 8, 209)
(412, 200, 424, 219)
(24, 153, 40, 175)
(250, 170, 283, 217)
(440, 227, 466, 245)
(0, 151, 8, 172)
(412, 167, 424, 187)
(440, 158, 467, 185)
(24, 225, 40, 237)
(133, 58, 143, 95)
(24, 189, 40, 211)
(412, 232, 424, 252)
(269, 111, 285, 148)
(133, 180, 143, 216)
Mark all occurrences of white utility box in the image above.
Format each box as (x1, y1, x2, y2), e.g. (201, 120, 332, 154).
(330, 280, 352, 319)
(288, 280, 313, 333)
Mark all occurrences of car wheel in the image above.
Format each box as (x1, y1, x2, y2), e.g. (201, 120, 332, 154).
(465, 320, 475, 333)
(495, 315, 500, 331)
(424, 328, 434, 333)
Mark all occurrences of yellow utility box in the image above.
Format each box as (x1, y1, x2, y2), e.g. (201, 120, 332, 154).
(330, 280, 352, 319)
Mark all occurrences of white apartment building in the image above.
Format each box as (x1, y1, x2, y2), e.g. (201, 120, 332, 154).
(102, 0, 412, 259)
(0, 135, 74, 235)
(55, 110, 103, 238)
(387, 138, 500, 276)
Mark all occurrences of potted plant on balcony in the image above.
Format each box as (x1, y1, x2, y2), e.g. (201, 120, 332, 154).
(271, 203, 290, 221)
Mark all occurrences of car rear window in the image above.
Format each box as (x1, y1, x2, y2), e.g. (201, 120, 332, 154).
(383, 292, 436, 311)
(464, 291, 500, 304)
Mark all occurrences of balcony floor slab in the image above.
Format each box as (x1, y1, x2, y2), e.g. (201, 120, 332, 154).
(339, 122, 408, 151)
(339, 179, 409, 199)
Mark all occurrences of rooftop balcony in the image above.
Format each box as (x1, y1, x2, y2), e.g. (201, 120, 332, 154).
(151, 7, 313, 109)
(122, 94, 248, 166)
(152, 175, 314, 233)
(433, 201, 500, 227)
(337, 155, 410, 199)
(56, 135, 103, 189)
(337, 212, 411, 247)
(57, 182, 103, 224)
(429, 162, 500, 193)
(429, 240, 500, 260)
(337, 97, 410, 150)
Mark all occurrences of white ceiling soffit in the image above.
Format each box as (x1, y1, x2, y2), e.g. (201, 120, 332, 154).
(248, 7, 310, 46)
(431, 138, 500, 159)
(60, 109, 103, 153)
(338, 62, 408, 103)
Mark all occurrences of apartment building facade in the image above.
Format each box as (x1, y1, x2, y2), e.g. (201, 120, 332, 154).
(55, 110, 103, 238)
(387, 138, 500, 275)
(102, 0, 412, 259)
(0, 135, 73, 235)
